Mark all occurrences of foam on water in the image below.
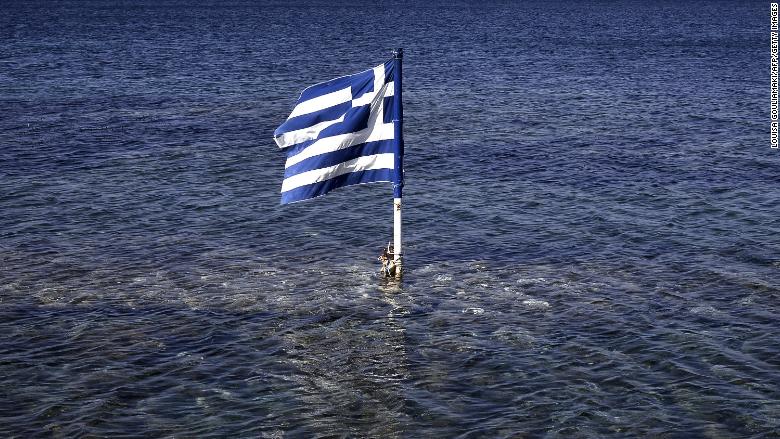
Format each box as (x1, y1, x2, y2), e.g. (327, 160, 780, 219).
(521, 298, 551, 311)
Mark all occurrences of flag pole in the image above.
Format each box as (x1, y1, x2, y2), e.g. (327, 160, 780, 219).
(391, 48, 404, 278)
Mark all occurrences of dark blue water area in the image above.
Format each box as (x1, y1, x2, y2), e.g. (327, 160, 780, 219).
(1, 1, 779, 437)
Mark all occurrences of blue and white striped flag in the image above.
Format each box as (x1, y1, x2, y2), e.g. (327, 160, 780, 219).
(274, 60, 398, 204)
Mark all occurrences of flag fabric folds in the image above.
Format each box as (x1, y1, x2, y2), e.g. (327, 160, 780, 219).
(274, 60, 397, 204)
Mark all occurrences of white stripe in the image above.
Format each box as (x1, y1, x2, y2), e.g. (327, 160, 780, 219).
(277, 77, 395, 149)
(351, 64, 386, 107)
(284, 82, 395, 168)
(288, 87, 352, 119)
(274, 115, 344, 148)
(353, 80, 394, 102)
(281, 153, 394, 193)
(284, 123, 393, 169)
(384, 81, 395, 98)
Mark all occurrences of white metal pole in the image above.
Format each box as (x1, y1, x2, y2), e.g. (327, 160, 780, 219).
(393, 197, 402, 276)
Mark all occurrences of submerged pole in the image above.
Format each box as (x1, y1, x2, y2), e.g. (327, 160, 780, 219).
(392, 48, 404, 278)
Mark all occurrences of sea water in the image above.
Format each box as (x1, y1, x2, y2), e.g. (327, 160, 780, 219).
(1, 1, 778, 436)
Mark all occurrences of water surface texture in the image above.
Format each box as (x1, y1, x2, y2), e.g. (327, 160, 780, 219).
(2, 1, 779, 437)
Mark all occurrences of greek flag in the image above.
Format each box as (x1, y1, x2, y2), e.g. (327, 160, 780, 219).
(274, 60, 398, 204)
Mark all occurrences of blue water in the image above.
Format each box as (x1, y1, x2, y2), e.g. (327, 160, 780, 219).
(2, 1, 779, 437)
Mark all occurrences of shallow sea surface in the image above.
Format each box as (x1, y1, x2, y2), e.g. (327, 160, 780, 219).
(1, 0, 779, 437)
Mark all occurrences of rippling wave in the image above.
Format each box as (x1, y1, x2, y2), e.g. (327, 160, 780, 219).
(1, 0, 778, 437)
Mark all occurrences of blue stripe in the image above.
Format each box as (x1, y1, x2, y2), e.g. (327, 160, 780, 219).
(281, 168, 393, 204)
(284, 139, 395, 178)
(382, 95, 394, 124)
(282, 104, 371, 159)
(299, 68, 374, 102)
(284, 137, 316, 159)
(317, 105, 370, 138)
(274, 101, 351, 138)
(383, 60, 394, 83)
(351, 71, 374, 100)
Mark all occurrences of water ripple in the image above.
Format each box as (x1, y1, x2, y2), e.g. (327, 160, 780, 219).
(2, 0, 779, 437)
